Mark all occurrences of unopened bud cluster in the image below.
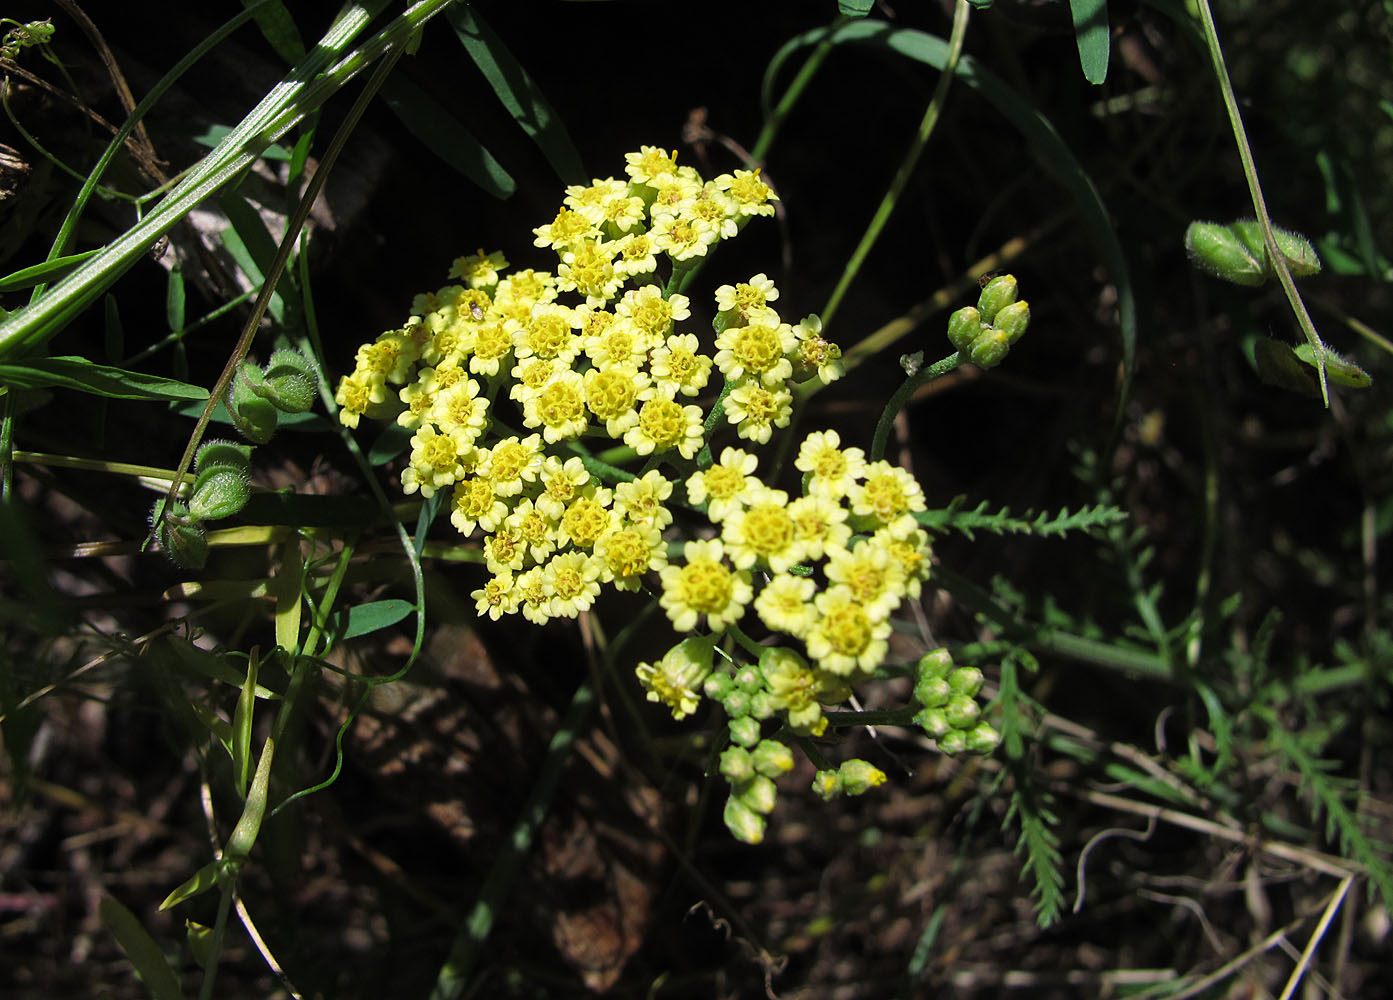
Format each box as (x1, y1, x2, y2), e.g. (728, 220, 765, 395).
(1184, 219, 1320, 288)
(947, 274, 1030, 369)
(912, 648, 999, 755)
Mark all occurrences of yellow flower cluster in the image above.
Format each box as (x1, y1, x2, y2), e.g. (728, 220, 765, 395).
(334, 148, 929, 682)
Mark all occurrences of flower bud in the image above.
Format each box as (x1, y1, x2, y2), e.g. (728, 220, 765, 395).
(938, 729, 968, 755)
(728, 715, 761, 748)
(724, 794, 766, 844)
(838, 758, 887, 795)
(812, 769, 842, 801)
(914, 707, 950, 738)
(734, 664, 762, 693)
(703, 671, 734, 701)
(736, 774, 778, 815)
(993, 300, 1030, 345)
(1230, 220, 1321, 278)
(964, 722, 1001, 754)
(967, 327, 1010, 369)
(720, 745, 754, 782)
(1184, 221, 1266, 286)
(947, 306, 983, 352)
(751, 738, 794, 778)
(948, 665, 984, 699)
(917, 648, 953, 682)
(914, 676, 951, 709)
(976, 274, 1018, 325)
(188, 466, 250, 521)
(945, 695, 981, 730)
(261, 348, 317, 414)
(194, 440, 253, 477)
(749, 690, 775, 720)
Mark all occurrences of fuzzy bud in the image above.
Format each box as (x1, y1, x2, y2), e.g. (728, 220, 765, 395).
(976, 274, 1018, 325)
(993, 300, 1030, 345)
(751, 739, 795, 778)
(151, 499, 207, 569)
(947, 306, 983, 352)
(968, 327, 1010, 369)
(261, 349, 317, 414)
(228, 364, 279, 444)
(736, 774, 778, 815)
(1185, 221, 1266, 286)
(838, 759, 887, 796)
(720, 746, 754, 782)
(724, 794, 766, 844)
(728, 715, 761, 748)
(188, 466, 250, 521)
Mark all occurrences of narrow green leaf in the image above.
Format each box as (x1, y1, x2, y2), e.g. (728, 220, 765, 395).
(165, 266, 186, 332)
(240, 0, 305, 65)
(839, 0, 875, 13)
(158, 859, 228, 912)
(190, 124, 292, 160)
(100, 895, 189, 1000)
(226, 737, 275, 858)
(0, 356, 209, 401)
(378, 73, 515, 198)
(1069, 0, 1110, 85)
(332, 599, 415, 640)
(0, 250, 100, 292)
(445, 5, 584, 185)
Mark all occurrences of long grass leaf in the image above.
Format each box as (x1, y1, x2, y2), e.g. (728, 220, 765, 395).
(378, 73, 516, 198)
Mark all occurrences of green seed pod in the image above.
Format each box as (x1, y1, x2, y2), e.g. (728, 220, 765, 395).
(976, 274, 1018, 325)
(993, 300, 1030, 345)
(947, 306, 984, 352)
(1184, 221, 1266, 287)
(151, 499, 208, 569)
(948, 665, 984, 699)
(1230, 220, 1322, 278)
(917, 648, 954, 682)
(227, 364, 279, 444)
(737, 774, 778, 815)
(964, 722, 1001, 754)
(728, 715, 761, 748)
(724, 794, 767, 843)
(262, 348, 317, 413)
(838, 758, 886, 796)
(189, 466, 250, 521)
(967, 327, 1010, 369)
(194, 440, 253, 476)
(720, 745, 754, 782)
(752, 738, 795, 778)
(945, 695, 981, 730)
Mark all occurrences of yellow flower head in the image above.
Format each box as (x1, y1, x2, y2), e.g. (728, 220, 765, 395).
(658, 538, 753, 633)
(687, 447, 761, 522)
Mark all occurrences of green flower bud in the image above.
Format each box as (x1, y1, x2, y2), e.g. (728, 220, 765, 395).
(723, 689, 751, 718)
(838, 758, 887, 796)
(261, 348, 317, 413)
(914, 707, 950, 738)
(967, 327, 1010, 369)
(736, 774, 778, 815)
(964, 722, 1001, 754)
(917, 648, 953, 682)
(734, 665, 762, 693)
(228, 364, 279, 444)
(728, 715, 761, 748)
(812, 769, 842, 801)
(724, 794, 766, 844)
(938, 729, 968, 755)
(751, 738, 794, 778)
(720, 745, 754, 782)
(703, 671, 734, 701)
(993, 300, 1030, 345)
(945, 695, 981, 730)
(749, 690, 775, 721)
(948, 666, 984, 699)
(913, 676, 951, 709)
(188, 467, 250, 521)
(194, 440, 253, 477)
(976, 274, 1018, 325)
(1185, 221, 1266, 286)
(947, 306, 984, 352)
(152, 499, 208, 569)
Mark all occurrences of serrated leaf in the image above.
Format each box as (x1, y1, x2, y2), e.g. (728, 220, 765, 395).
(0, 356, 209, 401)
(101, 895, 189, 1000)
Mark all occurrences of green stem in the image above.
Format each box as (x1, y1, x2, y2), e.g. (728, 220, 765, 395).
(197, 877, 238, 1000)
(870, 351, 966, 462)
(1192, 0, 1330, 405)
(752, 21, 843, 163)
(820, 0, 972, 332)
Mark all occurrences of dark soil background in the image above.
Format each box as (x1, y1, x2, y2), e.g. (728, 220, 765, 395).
(2, 1, 1391, 998)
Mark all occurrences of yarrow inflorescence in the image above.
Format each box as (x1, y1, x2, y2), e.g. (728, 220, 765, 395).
(336, 147, 990, 841)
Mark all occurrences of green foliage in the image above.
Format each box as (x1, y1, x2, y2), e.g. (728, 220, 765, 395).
(917, 498, 1128, 541)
